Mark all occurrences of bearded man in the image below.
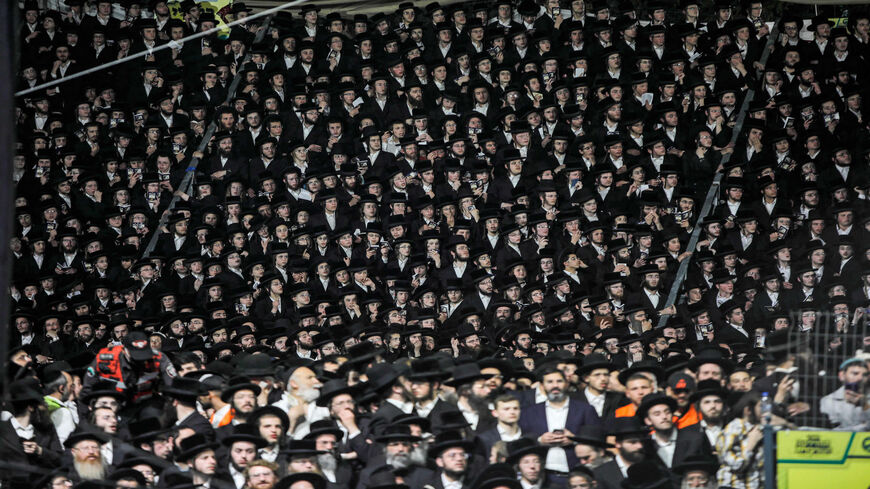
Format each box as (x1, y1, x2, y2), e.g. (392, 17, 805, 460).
(519, 365, 601, 473)
(66, 432, 109, 480)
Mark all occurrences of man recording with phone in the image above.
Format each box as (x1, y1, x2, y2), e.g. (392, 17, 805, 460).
(820, 357, 870, 430)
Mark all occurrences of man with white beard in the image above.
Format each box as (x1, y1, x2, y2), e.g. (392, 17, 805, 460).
(273, 366, 327, 437)
(391, 414, 432, 468)
(356, 425, 435, 489)
(65, 431, 109, 481)
(303, 420, 353, 487)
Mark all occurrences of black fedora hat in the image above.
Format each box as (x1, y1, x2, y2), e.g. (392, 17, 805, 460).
(274, 473, 327, 489)
(283, 439, 326, 458)
(568, 425, 614, 448)
(617, 360, 665, 386)
(428, 430, 474, 458)
(672, 454, 719, 476)
(505, 438, 549, 464)
(687, 348, 734, 375)
(365, 362, 402, 393)
(7, 378, 44, 403)
(127, 417, 171, 443)
(220, 423, 268, 448)
(248, 405, 290, 431)
(161, 377, 207, 401)
(688, 379, 729, 404)
(605, 417, 649, 439)
(374, 425, 422, 444)
(635, 393, 678, 421)
(63, 429, 109, 449)
(408, 356, 450, 382)
(219, 376, 261, 402)
(620, 460, 673, 489)
(316, 379, 360, 407)
(80, 380, 126, 404)
(577, 353, 617, 376)
(444, 362, 493, 387)
(303, 419, 344, 441)
(175, 433, 219, 461)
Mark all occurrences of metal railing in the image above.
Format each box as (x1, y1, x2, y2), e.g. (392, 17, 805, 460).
(139, 2, 304, 258)
(657, 21, 781, 328)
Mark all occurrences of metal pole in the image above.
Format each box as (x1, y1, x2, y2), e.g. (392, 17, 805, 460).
(657, 21, 781, 328)
(764, 425, 776, 488)
(0, 0, 19, 390)
(15, 0, 312, 98)
(140, 7, 276, 258)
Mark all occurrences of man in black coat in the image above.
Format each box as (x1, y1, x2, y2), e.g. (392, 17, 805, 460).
(637, 394, 713, 471)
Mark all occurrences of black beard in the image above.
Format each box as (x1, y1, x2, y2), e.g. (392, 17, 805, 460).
(620, 447, 645, 464)
(467, 394, 489, 413)
(444, 469, 465, 480)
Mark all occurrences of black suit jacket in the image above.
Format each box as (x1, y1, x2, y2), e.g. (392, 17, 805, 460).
(670, 424, 713, 468)
(593, 459, 625, 489)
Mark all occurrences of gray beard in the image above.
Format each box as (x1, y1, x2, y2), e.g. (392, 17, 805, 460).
(297, 387, 320, 403)
(386, 452, 411, 469)
(547, 391, 567, 403)
(318, 453, 337, 472)
(409, 440, 429, 466)
(467, 394, 489, 413)
(74, 458, 107, 480)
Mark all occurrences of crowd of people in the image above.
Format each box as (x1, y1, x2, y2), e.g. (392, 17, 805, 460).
(6, 1, 870, 489)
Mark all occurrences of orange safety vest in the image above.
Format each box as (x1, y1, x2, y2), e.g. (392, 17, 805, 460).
(614, 403, 637, 417)
(95, 345, 163, 401)
(210, 407, 235, 428)
(676, 404, 702, 429)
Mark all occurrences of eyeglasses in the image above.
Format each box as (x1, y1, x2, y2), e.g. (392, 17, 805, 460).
(441, 451, 469, 460)
(73, 444, 101, 452)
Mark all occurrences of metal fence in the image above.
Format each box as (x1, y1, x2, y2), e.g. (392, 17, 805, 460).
(785, 310, 870, 430)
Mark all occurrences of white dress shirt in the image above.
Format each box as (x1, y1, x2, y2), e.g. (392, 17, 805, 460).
(543, 400, 570, 473)
(584, 388, 606, 417)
